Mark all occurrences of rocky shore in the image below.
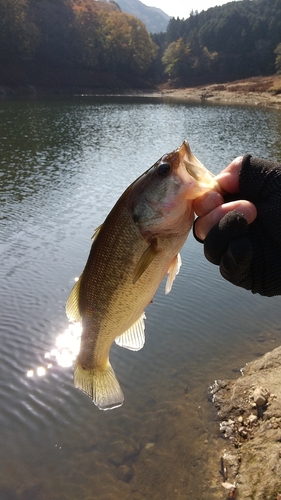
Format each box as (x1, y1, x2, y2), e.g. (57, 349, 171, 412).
(210, 346, 281, 499)
(151, 74, 281, 110)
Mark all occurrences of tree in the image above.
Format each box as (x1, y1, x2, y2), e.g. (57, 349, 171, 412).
(71, 1, 102, 68)
(31, 0, 75, 66)
(192, 46, 218, 78)
(275, 43, 281, 74)
(0, 0, 39, 63)
(101, 11, 157, 75)
(162, 38, 191, 78)
(125, 16, 158, 75)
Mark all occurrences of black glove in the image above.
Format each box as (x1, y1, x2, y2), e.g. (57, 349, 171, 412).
(196, 155, 281, 297)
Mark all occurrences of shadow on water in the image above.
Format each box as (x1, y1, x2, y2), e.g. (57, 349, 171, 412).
(0, 96, 281, 499)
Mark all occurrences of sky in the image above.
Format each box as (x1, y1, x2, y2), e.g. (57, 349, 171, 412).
(141, 0, 238, 19)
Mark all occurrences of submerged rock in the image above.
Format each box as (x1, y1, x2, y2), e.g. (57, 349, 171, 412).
(117, 463, 135, 482)
(108, 439, 140, 466)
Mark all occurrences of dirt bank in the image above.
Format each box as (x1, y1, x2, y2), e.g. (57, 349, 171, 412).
(210, 346, 281, 499)
(152, 75, 281, 110)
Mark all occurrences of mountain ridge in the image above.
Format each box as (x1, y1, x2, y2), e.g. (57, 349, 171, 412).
(115, 0, 171, 33)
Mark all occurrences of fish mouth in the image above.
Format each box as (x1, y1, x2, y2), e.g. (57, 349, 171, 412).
(177, 141, 220, 197)
(178, 141, 211, 181)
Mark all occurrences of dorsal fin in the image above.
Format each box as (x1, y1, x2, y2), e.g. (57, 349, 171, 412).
(115, 312, 146, 351)
(91, 224, 103, 240)
(66, 277, 82, 322)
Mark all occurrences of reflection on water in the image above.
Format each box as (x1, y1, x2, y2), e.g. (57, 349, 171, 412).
(27, 321, 82, 378)
(1, 96, 281, 500)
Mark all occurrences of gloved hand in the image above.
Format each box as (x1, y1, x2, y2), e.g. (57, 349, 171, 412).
(195, 155, 281, 297)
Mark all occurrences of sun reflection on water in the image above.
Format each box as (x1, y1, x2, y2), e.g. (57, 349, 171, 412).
(26, 322, 82, 378)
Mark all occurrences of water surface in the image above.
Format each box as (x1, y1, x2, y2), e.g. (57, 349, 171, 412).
(1, 96, 281, 499)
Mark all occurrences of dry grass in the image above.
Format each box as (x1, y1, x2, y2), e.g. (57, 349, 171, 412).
(217, 75, 281, 95)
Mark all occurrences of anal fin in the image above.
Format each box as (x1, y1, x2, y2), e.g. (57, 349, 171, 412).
(115, 312, 146, 351)
(74, 361, 124, 410)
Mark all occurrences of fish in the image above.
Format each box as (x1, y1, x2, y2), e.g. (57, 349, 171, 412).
(66, 141, 219, 410)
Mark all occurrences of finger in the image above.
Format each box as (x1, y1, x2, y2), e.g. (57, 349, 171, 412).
(214, 156, 243, 193)
(204, 212, 249, 265)
(193, 191, 224, 217)
(220, 238, 253, 287)
(194, 200, 257, 241)
(193, 157, 244, 218)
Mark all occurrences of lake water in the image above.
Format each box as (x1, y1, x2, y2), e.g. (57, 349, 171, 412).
(1, 95, 281, 500)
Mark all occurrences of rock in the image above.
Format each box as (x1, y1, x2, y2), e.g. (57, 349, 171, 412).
(144, 442, 155, 450)
(243, 346, 281, 374)
(238, 426, 248, 439)
(253, 386, 269, 406)
(108, 439, 140, 465)
(247, 414, 258, 424)
(220, 420, 236, 438)
(116, 464, 134, 482)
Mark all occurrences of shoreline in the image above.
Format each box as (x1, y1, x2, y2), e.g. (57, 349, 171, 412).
(147, 74, 281, 110)
(210, 346, 281, 499)
(1, 75, 281, 110)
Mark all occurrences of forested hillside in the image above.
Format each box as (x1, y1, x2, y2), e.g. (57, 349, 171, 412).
(0, 0, 280, 91)
(157, 0, 281, 84)
(0, 0, 158, 89)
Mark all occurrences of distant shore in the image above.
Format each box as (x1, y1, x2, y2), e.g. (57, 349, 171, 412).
(149, 74, 281, 110)
(1, 75, 281, 110)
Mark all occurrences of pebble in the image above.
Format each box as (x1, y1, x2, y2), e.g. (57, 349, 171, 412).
(145, 443, 155, 450)
(253, 387, 269, 406)
(248, 414, 257, 424)
(238, 426, 248, 438)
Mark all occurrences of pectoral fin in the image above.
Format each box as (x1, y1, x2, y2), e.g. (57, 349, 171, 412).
(133, 240, 160, 284)
(115, 312, 146, 351)
(66, 277, 82, 322)
(165, 253, 182, 295)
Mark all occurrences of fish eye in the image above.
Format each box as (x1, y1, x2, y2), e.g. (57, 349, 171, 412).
(157, 162, 171, 176)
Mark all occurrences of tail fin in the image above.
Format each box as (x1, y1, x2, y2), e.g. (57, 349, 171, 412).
(74, 361, 124, 410)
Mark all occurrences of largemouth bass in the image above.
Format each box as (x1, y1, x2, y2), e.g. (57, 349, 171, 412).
(66, 141, 219, 410)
